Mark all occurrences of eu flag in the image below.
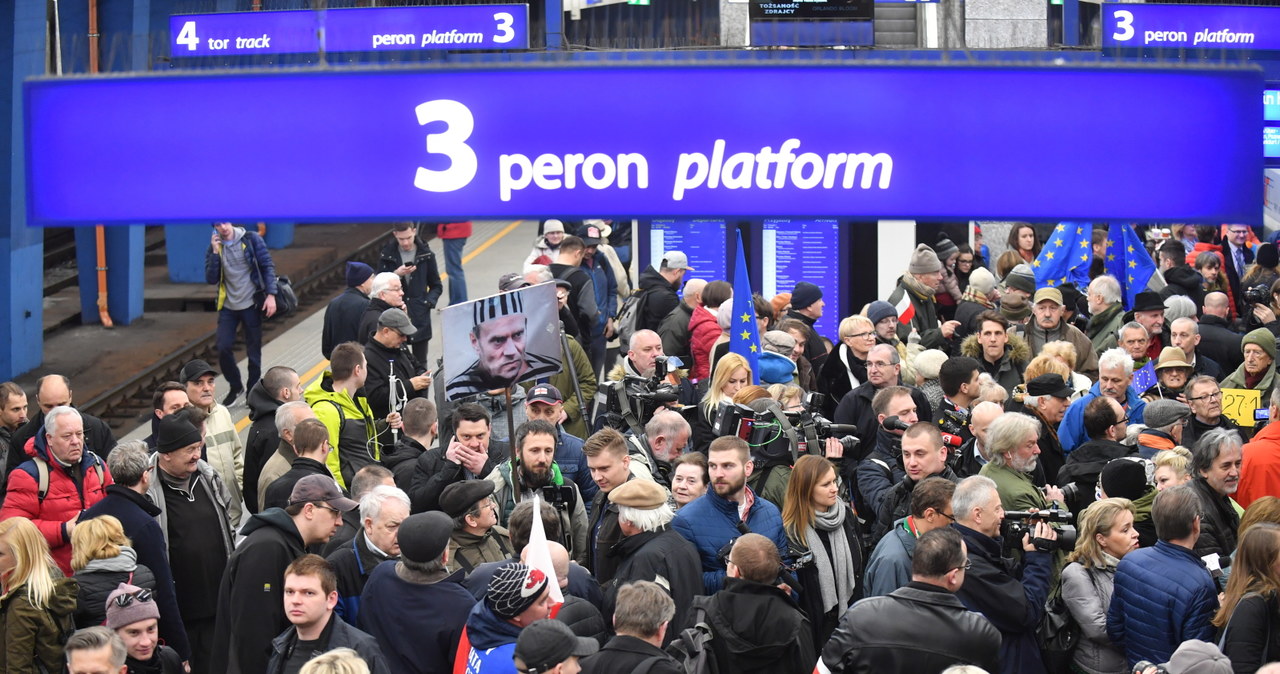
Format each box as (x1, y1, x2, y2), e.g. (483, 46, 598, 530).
(1033, 222, 1092, 290)
(1105, 223, 1157, 310)
(729, 230, 762, 384)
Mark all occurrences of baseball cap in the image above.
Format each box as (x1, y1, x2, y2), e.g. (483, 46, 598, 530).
(499, 273, 531, 292)
(287, 475, 359, 511)
(579, 224, 603, 246)
(514, 619, 598, 673)
(660, 251, 694, 271)
(1033, 287, 1065, 306)
(378, 308, 418, 336)
(527, 384, 563, 406)
(179, 359, 217, 383)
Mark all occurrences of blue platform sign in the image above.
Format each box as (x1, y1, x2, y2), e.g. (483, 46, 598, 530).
(1102, 3, 1280, 50)
(169, 5, 529, 56)
(23, 64, 1261, 226)
(1267, 89, 1280, 122)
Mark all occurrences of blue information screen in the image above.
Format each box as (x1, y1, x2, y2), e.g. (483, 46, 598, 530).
(1268, 89, 1280, 122)
(648, 219, 728, 284)
(23, 64, 1262, 226)
(1266, 128, 1280, 159)
(761, 219, 842, 339)
(169, 5, 529, 57)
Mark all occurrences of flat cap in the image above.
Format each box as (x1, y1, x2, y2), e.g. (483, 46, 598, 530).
(439, 479, 495, 519)
(607, 479, 667, 509)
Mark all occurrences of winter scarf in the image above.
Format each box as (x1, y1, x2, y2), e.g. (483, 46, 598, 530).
(806, 503, 855, 613)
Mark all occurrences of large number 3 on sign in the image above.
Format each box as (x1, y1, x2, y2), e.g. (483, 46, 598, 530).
(1111, 10, 1134, 41)
(413, 100, 478, 193)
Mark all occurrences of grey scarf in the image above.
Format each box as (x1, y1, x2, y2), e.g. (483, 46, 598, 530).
(806, 503, 856, 613)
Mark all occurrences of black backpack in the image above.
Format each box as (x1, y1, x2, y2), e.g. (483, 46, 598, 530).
(637, 596, 717, 674)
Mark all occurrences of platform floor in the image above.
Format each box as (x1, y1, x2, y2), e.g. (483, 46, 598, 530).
(118, 218, 536, 444)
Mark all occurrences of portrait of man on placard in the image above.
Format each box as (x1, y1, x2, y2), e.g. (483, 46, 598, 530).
(443, 283, 561, 400)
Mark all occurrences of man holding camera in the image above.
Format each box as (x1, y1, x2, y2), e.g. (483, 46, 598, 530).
(485, 420, 588, 565)
(951, 475, 1056, 674)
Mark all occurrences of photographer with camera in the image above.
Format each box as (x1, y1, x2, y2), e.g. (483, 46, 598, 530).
(951, 475, 1057, 674)
(485, 420, 589, 565)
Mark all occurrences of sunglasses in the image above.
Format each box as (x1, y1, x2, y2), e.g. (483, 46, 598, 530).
(113, 589, 154, 607)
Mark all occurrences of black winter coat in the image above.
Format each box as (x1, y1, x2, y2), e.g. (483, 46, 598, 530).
(637, 266, 679, 333)
(377, 239, 443, 344)
(210, 509, 307, 674)
(952, 523, 1054, 674)
(657, 302, 694, 366)
(1198, 315, 1244, 375)
(73, 555, 157, 628)
(244, 380, 283, 514)
(363, 337, 428, 420)
(816, 344, 867, 418)
(1219, 592, 1280, 674)
(262, 457, 332, 512)
(267, 615, 390, 674)
(819, 582, 1001, 674)
(793, 506, 866, 650)
(81, 485, 191, 660)
(1056, 438, 1133, 514)
(703, 578, 816, 674)
(322, 288, 370, 359)
(603, 527, 702, 643)
(580, 635, 682, 674)
(327, 530, 395, 628)
(408, 440, 509, 513)
(356, 297, 396, 346)
(873, 467, 960, 544)
(557, 594, 609, 646)
(380, 437, 428, 493)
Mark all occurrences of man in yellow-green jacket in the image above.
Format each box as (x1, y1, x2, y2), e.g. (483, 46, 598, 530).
(304, 342, 402, 491)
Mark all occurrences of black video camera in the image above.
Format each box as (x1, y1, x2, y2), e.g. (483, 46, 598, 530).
(1244, 283, 1272, 307)
(598, 356, 683, 435)
(793, 393, 860, 457)
(1002, 509, 1077, 552)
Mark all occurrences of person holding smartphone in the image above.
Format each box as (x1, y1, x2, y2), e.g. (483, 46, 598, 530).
(206, 221, 278, 406)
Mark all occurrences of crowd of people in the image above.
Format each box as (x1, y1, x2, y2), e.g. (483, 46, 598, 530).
(6, 220, 1280, 673)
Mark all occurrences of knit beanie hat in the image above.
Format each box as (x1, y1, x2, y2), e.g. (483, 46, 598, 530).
(1242, 327, 1278, 361)
(867, 301, 897, 326)
(1163, 295, 1197, 323)
(933, 237, 959, 262)
(156, 415, 203, 454)
(486, 563, 549, 620)
(908, 244, 943, 275)
(968, 267, 997, 295)
(769, 293, 791, 319)
(914, 350, 948, 381)
(105, 583, 159, 630)
(790, 282, 823, 311)
(345, 261, 374, 288)
(761, 330, 796, 356)
(1100, 459, 1149, 501)
(1000, 294, 1031, 322)
(1004, 264, 1036, 295)
(1259, 243, 1280, 270)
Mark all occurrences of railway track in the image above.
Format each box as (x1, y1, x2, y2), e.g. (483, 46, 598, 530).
(81, 231, 392, 430)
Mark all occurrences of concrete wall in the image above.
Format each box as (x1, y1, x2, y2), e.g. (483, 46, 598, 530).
(966, 0, 1047, 49)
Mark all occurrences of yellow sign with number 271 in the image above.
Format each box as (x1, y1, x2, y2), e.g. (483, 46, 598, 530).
(1221, 388, 1262, 428)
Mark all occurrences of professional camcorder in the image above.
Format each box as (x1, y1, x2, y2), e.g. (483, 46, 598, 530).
(713, 393, 858, 471)
(1001, 508, 1077, 553)
(598, 356, 683, 434)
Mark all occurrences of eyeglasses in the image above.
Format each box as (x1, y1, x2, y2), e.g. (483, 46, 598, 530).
(939, 511, 957, 522)
(868, 361, 897, 370)
(953, 559, 973, 572)
(1116, 416, 1130, 425)
(1186, 391, 1222, 402)
(313, 504, 343, 515)
(957, 258, 974, 265)
(847, 332, 874, 340)
(113, 589, 154, 607)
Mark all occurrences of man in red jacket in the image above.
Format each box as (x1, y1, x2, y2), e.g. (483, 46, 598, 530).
(0, 405, 112, 574)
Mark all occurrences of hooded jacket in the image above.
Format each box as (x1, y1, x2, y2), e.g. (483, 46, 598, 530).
(0, 430, 112, 574)
(205, 226, 277, 311)
(81, 484, 192, 660)
(0, 576, 79, 672)
(888, 275, 947, 350)
(856, 429, 907, 517)
(305, 371, 381, 491)
(245, 380, 284, 513)
(703, 578, 816, 674)
(863, 518, 919, 598)
(211, 509, 307, 674)
(460, 600, 524, 673)
(378, 238, 443, 343)
(959, 333, 1032, 395)
(72, 547, 156, 628)
(360, 563, 475, 674)
(637, 265, 680, 332)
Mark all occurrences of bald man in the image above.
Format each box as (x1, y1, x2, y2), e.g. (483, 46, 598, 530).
(1197, 292, 1244, 375)
(954, 401, 1002, 478)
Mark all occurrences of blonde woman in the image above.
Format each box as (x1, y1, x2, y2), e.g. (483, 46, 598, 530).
(0, 517, 79, 671)
(1040, 340, 1093, 396)
(693, 353, 752, 450)
(1061, 498, 1139, 674)
(300, 648, 372, 674)
(71, 515, 156, 629)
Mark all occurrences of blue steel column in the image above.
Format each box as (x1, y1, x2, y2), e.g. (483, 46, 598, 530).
(0, 0, 47, 379)
(1062, 0, 1080, 46)
(546, 0, 564, 50)
(65, 0, 148, 325)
